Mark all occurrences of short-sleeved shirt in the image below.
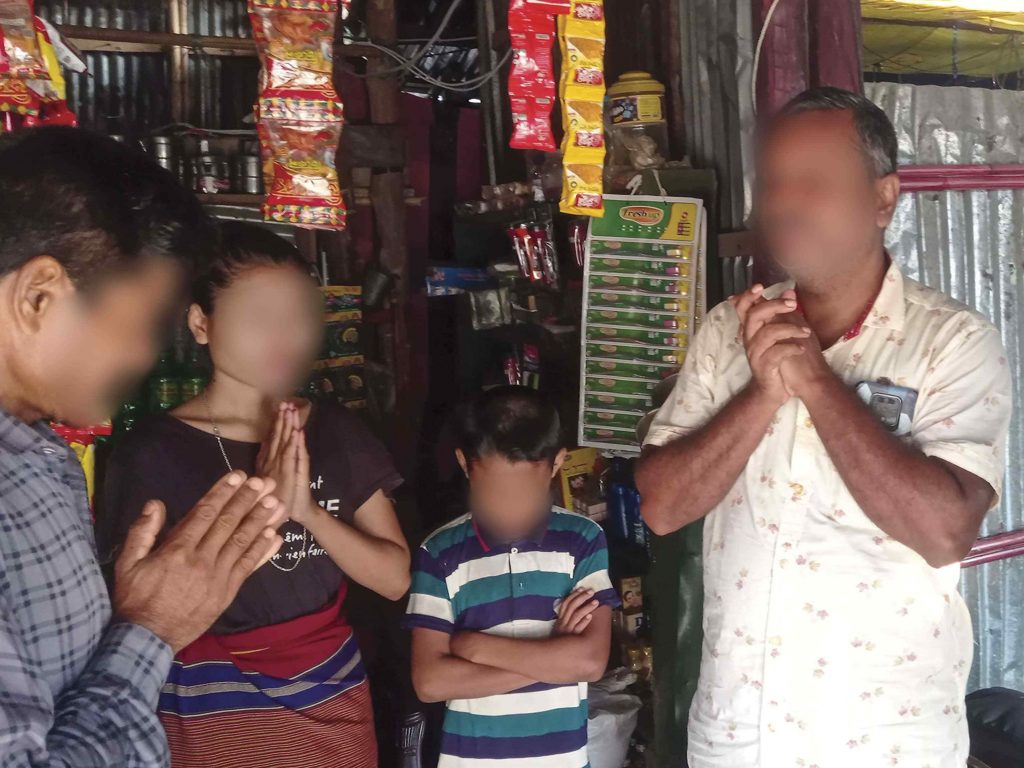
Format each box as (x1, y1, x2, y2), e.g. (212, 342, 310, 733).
(98, 401, 402, 634)
(645, 263, 1012, 768)
(405, 508, 619, 768)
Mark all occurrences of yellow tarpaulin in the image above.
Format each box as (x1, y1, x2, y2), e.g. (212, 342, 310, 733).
(862, 1, 1024, 75)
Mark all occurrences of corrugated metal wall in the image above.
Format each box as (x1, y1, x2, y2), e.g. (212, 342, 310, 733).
(35, 0, 257, 134)
(671, 0, 754, 232)
(868, 81, 1024, 692)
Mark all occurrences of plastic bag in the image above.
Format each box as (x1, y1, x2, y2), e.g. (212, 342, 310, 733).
(587, 690, 641, 768)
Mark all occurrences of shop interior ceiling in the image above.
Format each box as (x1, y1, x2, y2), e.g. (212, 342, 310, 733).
(35, 0, 481, 135)
(862, 1, 1024, 77)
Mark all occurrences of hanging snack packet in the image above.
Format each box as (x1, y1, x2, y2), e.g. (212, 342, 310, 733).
(249, 0, 337, 97)
(0, 0, 45, 79)
(510, 93, 556, 152)
(0, 74, 37, 114)
(507, 7, 557, 151)
(524, 0, 571, 11)
(557, 0, 605, 216)
(509, 12, 555, 95)
(259, 98, 346, 229)
(560, 148, 605, 214)
(562, 85, 604, 150)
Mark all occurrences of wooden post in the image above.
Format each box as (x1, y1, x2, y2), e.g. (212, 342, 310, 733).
(168, 0, 189, 123)
(363, 0, 420, 472)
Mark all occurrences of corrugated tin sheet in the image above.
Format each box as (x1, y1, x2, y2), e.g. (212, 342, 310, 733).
(868, 81, 1024, 692)
(673, 0, 754, 231)
(34, 1, 257, 133)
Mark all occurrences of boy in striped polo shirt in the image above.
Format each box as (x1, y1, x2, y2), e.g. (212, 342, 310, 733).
(406, 387, 619, 768)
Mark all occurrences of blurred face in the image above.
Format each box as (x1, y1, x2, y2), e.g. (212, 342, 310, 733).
(0, 256, 183, 425)
(754, 110, 899, 283)
(191, 264, 322, 397)
(457, 449, 566, 541)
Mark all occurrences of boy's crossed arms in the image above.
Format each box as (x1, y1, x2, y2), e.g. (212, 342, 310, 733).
(411, 587, 611, 703)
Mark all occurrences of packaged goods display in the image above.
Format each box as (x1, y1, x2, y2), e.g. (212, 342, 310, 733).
(508, 5, 557, 152)
(578, 195, 706, 453)
(249, 0, 347, 230)
(307, 285, 365, 408)
(557, 0, 606, 216)
(0, 4, 81, 124)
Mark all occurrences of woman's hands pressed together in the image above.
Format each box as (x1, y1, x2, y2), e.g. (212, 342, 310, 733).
(256, 401, 316, 526)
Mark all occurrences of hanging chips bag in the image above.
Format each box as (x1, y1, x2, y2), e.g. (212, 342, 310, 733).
(557, 0, 605, 216)
(250, 0, 337, 98)
(259, 97, 346, 229)
(0, 0, 45, 79)
(507, 2, 558, 152)
(249, 0, 346, 230)
(510, 93, 556, 152)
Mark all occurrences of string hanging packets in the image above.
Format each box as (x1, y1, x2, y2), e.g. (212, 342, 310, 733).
(0, 1, 47, 117)
(558, 0, 606, 217)
(249, 0, 349, 230)
(507, 0, 559, 152)
(0, 2, 83, 126)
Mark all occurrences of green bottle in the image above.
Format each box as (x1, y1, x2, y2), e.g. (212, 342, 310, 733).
(148, 349, 181, 411)
(179, 344, 209, 402)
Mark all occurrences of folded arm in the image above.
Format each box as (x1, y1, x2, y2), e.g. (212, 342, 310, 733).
(411, 628, 537, 704)
(449, 606, 612, 684)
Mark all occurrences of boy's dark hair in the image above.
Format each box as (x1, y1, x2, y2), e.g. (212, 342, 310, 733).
(193, 221, 311, 313)
(456, 386, 562, 466)
(0, 126, 213, 288)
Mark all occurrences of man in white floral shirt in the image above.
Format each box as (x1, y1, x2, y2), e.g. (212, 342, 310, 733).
(637, 87, 1012, 768)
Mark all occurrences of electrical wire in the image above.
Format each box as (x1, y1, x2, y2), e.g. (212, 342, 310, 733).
(751, 0, 783, 115)
(353, 39, 510, 92)
(356, 0, 468, 78)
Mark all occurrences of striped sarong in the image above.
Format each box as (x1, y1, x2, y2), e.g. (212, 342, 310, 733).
(159, 588, 376, 768)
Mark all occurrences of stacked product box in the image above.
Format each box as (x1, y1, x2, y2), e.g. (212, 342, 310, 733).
(578, 194, 706, 453)
(309, 286, 367, 409)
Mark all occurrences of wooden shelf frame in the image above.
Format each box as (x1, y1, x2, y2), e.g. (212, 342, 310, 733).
(57, 24, 381, 60)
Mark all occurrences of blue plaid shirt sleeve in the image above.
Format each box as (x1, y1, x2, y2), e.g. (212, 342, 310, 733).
(0, 575, 173, 767)
(0, 410, 173, 767)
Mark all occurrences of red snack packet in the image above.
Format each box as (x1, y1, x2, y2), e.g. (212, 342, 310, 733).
(249, 0, 337, 97)
(259, 97, 346, 230)
(0, 75, 39, 114)
(509, 13, 556, 97)
(507, 6, 557, 151)
(0, 0, 45, 79)
(525, 0, 571, 11)
(510, 93, 556, 152)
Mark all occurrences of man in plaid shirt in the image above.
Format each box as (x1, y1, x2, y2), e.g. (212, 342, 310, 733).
(0, 128, 287, 767)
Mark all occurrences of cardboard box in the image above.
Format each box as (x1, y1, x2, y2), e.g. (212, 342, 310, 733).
(558, 447, 600, 508)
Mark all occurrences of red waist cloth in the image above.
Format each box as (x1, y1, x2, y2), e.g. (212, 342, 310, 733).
(174, 582, 350, 678)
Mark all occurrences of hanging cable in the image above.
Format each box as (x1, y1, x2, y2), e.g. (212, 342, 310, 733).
(751, 0, 783, 115)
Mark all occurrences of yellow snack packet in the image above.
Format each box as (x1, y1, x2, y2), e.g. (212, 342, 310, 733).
(560, 147, 605, 216)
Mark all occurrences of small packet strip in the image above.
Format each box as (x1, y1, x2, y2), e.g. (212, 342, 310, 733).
(249, 0, 347, 230)
(558, 0, 605, 216)
(0, 1, 63, 119)
(508, 0, 558, 151)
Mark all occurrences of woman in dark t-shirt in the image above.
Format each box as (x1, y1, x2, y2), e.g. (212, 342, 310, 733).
(100, 222, 409, 768)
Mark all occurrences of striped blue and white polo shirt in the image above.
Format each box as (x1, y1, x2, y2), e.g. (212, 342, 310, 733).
(405, 507, 620, 768)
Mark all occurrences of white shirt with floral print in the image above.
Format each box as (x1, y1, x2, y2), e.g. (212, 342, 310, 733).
(645, 263, 1012, 768)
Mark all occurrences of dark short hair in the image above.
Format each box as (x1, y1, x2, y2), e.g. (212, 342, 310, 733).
(0, 126, 213, 288)
(192, 221, 312, 313)
(456, 386, 562, 466)
(774, 86, 898, 178)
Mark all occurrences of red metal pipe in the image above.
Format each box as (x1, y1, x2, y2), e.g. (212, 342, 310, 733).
(961, 529, 1024, 569)
(899, 164, 1024, 193)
